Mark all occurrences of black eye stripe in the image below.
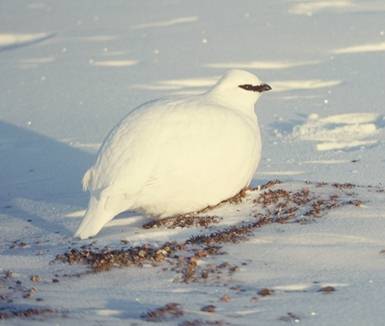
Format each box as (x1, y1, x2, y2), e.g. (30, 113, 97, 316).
(239, 84, 272, 93)
(239, 84, 254, 90)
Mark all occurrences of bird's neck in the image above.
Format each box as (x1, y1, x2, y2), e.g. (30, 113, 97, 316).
(204, 90, 257, 118)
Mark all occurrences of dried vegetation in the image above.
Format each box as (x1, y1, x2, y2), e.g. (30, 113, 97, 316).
(142, 303, 184, 322)
(0, 271, 55, 320)
(56, 180, 363, 284)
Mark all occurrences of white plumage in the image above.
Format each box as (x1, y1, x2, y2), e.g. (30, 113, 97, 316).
(75, 69, 271, 239)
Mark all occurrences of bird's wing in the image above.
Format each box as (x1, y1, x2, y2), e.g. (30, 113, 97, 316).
(85, 98, 180, 197)
(85, 96, 258, 201)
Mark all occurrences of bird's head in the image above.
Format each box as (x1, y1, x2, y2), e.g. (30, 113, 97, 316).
(207, 69, 271, 114)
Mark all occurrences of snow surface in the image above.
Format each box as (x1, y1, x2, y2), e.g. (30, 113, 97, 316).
(1, 0, 385, 325)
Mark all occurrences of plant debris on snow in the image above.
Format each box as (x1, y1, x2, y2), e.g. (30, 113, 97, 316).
(55, 180, 364, 283)
(142, 302, 184, 322)
(48, 180, 370, 323)
(318, 286, 336, 294)
(278, 312, 301, 323)
(143, 215, 222, 229)
(55, 242, 181, 272)
(0, 305, 55, 320)
(258, 288, 274, 297)
(0, 272, 56, 320)
(179, 320, 227, 326)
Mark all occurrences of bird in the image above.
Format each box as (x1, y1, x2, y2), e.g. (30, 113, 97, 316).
(74, 69, 271, 239)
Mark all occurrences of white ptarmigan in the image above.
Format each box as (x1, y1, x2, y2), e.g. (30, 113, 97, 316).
(74, 69, 271, 239)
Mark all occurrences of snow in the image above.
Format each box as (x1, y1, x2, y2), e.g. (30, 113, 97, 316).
(291, 113, 383, 151)
(204, 60, 320, 70)
(332, 41, 385, 54)
(270, 79, 342, 92)
(90, 59, 139, 67)
(1, 0, 385, 325)
(0, 33, 53, 48)
(131, 16, 199, 30)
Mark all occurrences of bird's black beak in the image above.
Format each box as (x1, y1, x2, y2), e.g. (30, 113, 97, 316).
(238, 83, 272, 93)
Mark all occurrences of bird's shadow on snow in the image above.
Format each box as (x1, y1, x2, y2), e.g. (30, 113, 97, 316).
(0, 121, 94, 236)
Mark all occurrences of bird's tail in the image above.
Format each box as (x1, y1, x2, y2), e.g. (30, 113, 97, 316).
(82, 168, 94, 191)
(74, 195, 117, 239)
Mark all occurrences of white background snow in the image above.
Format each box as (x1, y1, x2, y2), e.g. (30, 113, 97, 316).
(1, 0, 385, 325)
